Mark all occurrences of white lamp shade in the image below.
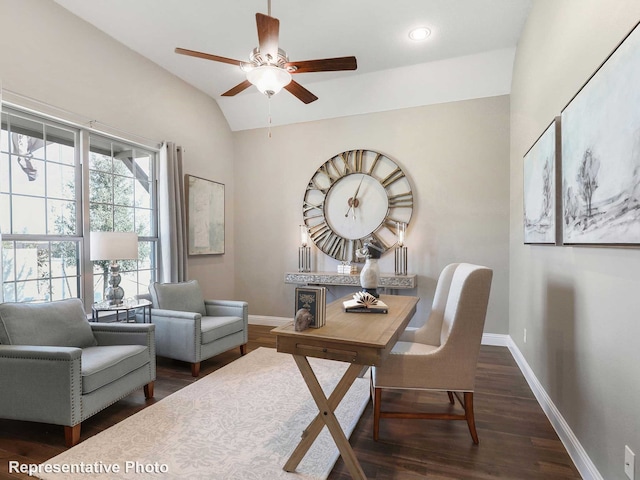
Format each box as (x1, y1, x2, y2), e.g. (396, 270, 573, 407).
(90, 231, 138, 261)
(246, 65, 292, 96)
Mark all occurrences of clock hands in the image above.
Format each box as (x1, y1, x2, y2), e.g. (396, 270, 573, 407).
(345, 174, 365, 219)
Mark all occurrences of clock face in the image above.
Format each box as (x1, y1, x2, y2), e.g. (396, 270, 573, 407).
(303, 149, 413, 262)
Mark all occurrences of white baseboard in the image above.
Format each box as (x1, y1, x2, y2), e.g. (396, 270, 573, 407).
(481, 332, 510, 346)
(507, 337, 602, 480)
(249, 317, 601, 479)
(249, 315, 290, 326)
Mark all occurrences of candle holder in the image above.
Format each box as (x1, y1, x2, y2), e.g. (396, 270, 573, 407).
(395, 245, 408, 276)
(298, 225, 311, 272)
(298, 246, 311, 272)
(394, 222, 408, 276)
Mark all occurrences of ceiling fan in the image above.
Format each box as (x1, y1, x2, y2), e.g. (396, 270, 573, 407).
(175, 3, 357, 104)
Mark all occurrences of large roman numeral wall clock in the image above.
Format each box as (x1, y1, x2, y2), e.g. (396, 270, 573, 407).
(303, 149, 413, 262)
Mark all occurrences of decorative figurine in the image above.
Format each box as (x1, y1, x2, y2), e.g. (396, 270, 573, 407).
(294, 308, 314, 331)
(355, 237, 383, 298)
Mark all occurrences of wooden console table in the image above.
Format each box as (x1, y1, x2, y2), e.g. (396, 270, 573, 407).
(272, 294, 419, 479)
(284, 271, 417, 289)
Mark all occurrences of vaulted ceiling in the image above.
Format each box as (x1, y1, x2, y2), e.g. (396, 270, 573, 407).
(53, 0, 531, 131)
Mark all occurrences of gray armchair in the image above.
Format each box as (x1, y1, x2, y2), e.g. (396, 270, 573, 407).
(137, 280, 248, 377)
(0, 298, 156, 447)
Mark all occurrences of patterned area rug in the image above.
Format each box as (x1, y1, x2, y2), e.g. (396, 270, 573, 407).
(39, 347, 370, 480)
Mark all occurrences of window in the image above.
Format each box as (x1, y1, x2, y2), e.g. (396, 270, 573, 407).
(1, 107, 158, 307)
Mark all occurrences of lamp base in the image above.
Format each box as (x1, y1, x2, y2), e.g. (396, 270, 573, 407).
(105, 262, 125, 305)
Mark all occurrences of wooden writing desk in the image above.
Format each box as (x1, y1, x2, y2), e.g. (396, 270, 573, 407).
(272, 294, 419, 479)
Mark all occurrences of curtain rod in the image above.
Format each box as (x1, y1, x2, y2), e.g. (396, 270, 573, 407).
(1, 88, 163, 150)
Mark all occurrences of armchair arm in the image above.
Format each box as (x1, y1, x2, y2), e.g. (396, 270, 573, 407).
(204, 300, 248, 320)
(0, 345, 82, 425)
(91, 322, 155, 347)
(149, 308, 201, 320)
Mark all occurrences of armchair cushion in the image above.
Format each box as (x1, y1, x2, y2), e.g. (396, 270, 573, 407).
(81, 344, 150, 394)
(149, 280, 206, 316)
(0, 298, 96, 348)
(201, 316, 245, 344)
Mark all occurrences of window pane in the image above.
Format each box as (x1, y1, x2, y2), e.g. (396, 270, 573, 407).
(11, 156, 45, 196)
(114, 153, 134, 177)
(93, 272, 105, 303)
(50, 276, 78, 301)
(12, 196, 46, 234)
(0, 114, 8, 151)
(15, 280, 49, 302)
(137, 269, 152, 295)
(89, 150, 112, 173)
(120, 270, 137, 301)
(0, 193, 10, 231)
(2, 241, 15, 281)
(0, 153, 9, 193)
(47, 163, 75, 200)
(114, 176, 134, 205)
(51, 241, 78, 277)
(3, 282, 16, 302)
(138, 241, 153, 269)
(135, 208, 152, 237)
(10, 124, 45, 161)
(135, 180, 151, 208)
(45, 125, 75, 166)
(48, 199, 77, 235)
(114, 206, 135, 232)
(90, 203, 114, 231)
(90, 170, 112, 203)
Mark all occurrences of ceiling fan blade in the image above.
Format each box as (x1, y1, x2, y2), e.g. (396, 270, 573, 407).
(256, 13, 279, 63)
(284, 81, 318, 104)
(175, 47, 243, 67)
(221, 80, 253, 97)
(285, 56, 357, 74)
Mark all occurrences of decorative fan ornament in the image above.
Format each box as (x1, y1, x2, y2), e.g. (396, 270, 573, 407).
(175, 1, 357, 104)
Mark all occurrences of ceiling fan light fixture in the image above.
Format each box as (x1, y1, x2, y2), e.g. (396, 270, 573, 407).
(246, 65, 292, 97)
(408, 26, 431, 41)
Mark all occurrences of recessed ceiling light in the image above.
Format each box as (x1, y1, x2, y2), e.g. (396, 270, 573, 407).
(408, 27, 431, 41)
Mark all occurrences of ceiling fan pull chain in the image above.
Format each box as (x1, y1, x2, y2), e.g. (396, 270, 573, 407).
(268, 96, 272, 138)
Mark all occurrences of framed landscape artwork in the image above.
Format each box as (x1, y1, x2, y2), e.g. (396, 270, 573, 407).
(561, 21, 640, 245)
(185, 175, 225, 255)
(523, 118, 560, 245)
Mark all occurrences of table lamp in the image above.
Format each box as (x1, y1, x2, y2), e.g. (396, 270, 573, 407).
(90, 231, 138, 305)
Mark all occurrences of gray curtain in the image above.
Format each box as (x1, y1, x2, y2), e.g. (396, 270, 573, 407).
(158, 142, 188, 283)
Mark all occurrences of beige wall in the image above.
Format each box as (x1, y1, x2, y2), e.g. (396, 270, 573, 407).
(0, 0, 236, 300)
(233, 96, 510, 331)
(510, 1, 640, 478)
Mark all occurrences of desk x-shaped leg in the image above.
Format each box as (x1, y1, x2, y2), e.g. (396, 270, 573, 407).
(284, 355, 367, 480)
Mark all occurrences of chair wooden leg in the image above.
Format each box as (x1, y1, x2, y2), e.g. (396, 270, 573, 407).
(64, 424, 81, 447)
(144, 381, 154, 399)
(447, 391, 455, 404)
(240, 344, 247, 356)
(191, 362, 201, 377)
(373, 387, 382, 441)
(464, 392, 479, 444)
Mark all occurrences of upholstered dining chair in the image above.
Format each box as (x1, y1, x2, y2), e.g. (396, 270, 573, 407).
(372, 263, 493, 444)
(137, 280, 248, 377)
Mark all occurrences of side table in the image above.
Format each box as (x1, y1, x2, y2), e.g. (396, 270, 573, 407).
(91, 298, 152, 323)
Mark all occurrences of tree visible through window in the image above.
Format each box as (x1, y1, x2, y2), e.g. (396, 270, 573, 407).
(1, 108, 158, 306)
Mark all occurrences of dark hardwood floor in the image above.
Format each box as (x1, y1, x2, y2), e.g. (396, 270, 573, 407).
(0, 325, 581, 479)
